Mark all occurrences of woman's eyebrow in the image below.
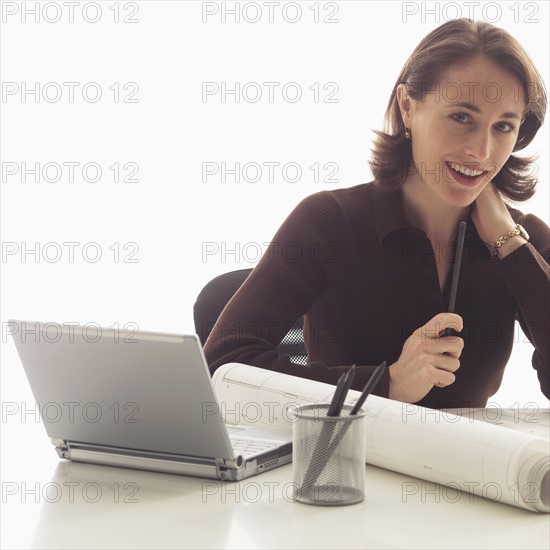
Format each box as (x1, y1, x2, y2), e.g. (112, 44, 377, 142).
(447, 101, 522, 120)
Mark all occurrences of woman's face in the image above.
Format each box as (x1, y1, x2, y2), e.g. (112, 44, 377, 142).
(398, 56, 526, 208)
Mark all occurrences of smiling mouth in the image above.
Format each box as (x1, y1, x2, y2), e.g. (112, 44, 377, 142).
(445, 161, 489, 187)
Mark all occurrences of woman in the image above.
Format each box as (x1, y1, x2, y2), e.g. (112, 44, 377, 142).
(203, 18, 549, 409)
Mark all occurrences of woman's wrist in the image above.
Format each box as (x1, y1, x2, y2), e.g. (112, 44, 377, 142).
(388, 363, 406, 401)
(480, 223, 529, 260)
(494, 235, 528, 259)
(388, 364, 397, 400)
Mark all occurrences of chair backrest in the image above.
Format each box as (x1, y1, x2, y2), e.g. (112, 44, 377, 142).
(193, 268, 307, 365)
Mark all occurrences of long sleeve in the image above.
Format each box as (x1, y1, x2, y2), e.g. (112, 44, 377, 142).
(203, 190, 391, 395)
(497, 211, 550, 399)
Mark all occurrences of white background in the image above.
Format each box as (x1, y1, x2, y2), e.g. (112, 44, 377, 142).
(1, 2, 549, 545)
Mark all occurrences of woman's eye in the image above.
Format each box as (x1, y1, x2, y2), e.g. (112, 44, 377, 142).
(495, 121, 515, 133)
(451, 112, 470, 124)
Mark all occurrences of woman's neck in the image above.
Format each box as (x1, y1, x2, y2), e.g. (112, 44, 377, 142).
(401, 177, 470, 243)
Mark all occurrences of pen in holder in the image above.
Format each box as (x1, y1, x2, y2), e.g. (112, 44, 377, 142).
(299, 365, 356, 491)
(292, 361, 387, 506)
(292, 403, 367, 506)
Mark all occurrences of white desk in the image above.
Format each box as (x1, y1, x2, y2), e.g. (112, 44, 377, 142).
(3, 354, 549, 550)
(2, 441, 549, 550)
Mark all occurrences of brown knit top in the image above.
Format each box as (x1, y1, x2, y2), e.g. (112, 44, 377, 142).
(204, 182, 550, 408)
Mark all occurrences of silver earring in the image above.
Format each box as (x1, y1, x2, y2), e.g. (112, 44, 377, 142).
(404, 127, 412, 140)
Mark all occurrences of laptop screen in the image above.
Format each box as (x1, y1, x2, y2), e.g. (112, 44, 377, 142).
(10, 320, 235, 460)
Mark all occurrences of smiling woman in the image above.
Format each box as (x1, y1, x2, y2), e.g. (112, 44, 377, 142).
(203, 18, 550, 410)
(371, 18, 546, 201)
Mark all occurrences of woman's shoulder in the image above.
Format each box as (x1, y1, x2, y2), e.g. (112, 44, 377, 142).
(310, 181, 376, 199)
(296, 181, 377, 212)
(276, 182, 378, 242)
(507, 204, 549, 231)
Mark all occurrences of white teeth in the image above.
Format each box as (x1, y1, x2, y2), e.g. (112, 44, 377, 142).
(449, 162, 483, 177)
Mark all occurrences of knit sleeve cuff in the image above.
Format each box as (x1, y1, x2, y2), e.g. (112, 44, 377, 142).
(497, 242, 550, 306)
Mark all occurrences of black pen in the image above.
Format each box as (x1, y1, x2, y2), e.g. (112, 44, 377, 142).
(444, 221, 466, 337)
(301, 365, 356, 490)
(447, 221, 467, 314)
(350, 361, 387, 415)
(324, 361, 388, 457)
(327, 365, 356, 417)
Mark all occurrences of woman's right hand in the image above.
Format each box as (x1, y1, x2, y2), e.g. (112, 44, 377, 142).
(388, 312, 464, 403)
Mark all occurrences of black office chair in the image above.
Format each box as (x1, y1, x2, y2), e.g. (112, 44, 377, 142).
(193, 268, 308, 365)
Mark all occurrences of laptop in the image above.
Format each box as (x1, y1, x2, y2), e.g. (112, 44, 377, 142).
(9, 319, 292, 480)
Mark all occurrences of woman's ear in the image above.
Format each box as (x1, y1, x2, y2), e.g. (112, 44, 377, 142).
(396, 83, 412, 128)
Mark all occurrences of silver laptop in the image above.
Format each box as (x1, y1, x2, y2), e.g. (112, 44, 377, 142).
(9, 319, 292, 480)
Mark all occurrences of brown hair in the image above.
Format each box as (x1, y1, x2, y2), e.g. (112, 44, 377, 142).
(369, 18, 547, 201)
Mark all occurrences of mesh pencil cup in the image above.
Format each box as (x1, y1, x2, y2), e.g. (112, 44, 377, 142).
(291, 404, 366, 506)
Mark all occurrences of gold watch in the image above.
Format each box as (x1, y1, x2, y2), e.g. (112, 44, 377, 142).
(493, 224, 529, 258)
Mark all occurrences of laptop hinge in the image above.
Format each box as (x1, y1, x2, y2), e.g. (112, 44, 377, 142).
(56, 439, 224, 478)
(54, 440, 247, 480)
(215, 455, 246, 480)
(52, 438, 69, 459)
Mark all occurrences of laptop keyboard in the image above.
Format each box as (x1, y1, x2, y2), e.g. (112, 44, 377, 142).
(230, 436, 280, 457)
